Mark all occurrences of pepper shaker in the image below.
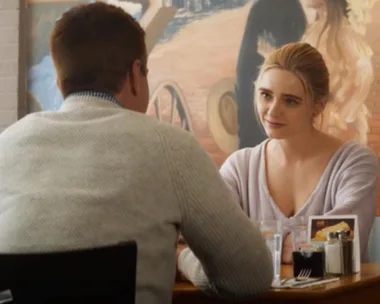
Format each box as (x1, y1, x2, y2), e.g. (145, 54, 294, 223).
(337, 230, 354, 275)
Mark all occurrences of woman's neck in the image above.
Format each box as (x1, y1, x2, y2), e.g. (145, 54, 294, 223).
(270, 129, 324, 164)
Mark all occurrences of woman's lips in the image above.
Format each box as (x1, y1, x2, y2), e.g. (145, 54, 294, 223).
(265, 120, 285, 128)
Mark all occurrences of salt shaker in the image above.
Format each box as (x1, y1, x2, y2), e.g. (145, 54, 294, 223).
(337, 230, 354, 275)
(325, 231, 341, 275)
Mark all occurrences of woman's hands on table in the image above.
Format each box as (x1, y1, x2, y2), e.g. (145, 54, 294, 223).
(176, 244, 188, 282)
(282, 233, 293, 264)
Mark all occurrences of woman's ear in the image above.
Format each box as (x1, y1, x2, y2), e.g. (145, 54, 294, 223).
(313, 97, 328, 116)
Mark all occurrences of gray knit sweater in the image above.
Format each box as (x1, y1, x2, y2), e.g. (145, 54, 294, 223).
(0, 94, 273, 303)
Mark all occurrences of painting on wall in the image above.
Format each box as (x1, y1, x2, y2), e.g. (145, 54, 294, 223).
(26, 0, 142, 113)
(26, 0, 380, 210)
(146, 0, 379, 163)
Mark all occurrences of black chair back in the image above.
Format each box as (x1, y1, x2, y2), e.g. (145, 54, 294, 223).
(0, 241, 137, 304)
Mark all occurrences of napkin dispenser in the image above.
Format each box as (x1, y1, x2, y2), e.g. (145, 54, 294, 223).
(292, 248, 325, 278)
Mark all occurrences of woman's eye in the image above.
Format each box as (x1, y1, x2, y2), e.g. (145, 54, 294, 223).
(261, 92, 271, 100)
(286, 98, 298, 105)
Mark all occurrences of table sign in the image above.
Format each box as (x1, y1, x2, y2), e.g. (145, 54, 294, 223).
(307, 215, 360, 273)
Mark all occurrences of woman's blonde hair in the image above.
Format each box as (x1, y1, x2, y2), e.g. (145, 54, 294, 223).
(255, 42, 330, 105)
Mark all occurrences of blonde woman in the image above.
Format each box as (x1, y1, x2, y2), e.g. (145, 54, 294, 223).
(219, 42, 377, 263)
(300, 0, 376, 144)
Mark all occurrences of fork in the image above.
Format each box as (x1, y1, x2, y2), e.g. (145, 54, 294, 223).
(278, 269, 312, 287)
(296, 269, 312, 281)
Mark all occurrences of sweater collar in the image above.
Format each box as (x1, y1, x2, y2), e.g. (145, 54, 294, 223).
(60, 91, 125, 111)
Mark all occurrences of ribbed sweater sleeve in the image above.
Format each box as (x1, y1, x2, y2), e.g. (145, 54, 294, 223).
(157, 128, 273, 298)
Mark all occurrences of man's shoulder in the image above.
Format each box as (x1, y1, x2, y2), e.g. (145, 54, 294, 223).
(113, 111, 201, 156)
(126, 111, 195, 139)
(0, 113, 42, 138)
(153, 121, 200, 150)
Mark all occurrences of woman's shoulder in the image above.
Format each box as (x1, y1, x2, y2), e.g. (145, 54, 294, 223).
(332, 140, 378, 173)
(338, 140, 377, 161)
(228, 141, 266, 163)
(221, 140, 267, 171)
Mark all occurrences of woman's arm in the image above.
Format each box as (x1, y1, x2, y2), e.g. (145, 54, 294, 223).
(325, 145, 378, 261)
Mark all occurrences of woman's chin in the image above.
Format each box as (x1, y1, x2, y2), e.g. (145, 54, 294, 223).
(265, 129, 287, 140)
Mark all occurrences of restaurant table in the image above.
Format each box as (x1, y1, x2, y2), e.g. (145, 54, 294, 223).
(173, 263, 380, 304)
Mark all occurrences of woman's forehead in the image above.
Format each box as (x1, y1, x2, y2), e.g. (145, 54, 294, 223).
(258, 68, 306, 98)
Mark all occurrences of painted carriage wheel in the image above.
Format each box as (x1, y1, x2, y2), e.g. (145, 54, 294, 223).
(147, 80, 194, 133)
(207, 77, 239, 155)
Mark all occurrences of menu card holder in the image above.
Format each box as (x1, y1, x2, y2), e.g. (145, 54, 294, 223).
(308, 215, 360, 273)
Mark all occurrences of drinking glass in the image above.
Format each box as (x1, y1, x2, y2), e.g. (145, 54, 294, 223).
(255, 219, 283, 282)
(290, 216, 309, 251)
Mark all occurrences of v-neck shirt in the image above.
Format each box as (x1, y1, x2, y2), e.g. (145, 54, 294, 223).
(220, 139, 378, 261)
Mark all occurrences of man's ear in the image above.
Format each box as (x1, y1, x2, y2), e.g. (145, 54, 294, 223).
(56, 77, 65, 96)
(56, 77, 61, 90)
(129, 59, 142, 97)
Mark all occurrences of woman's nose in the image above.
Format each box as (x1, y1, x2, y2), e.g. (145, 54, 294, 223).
(267, 100, 282, 116)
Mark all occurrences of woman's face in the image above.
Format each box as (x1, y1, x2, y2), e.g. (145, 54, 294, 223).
(256, 68, 315, 139)
(300, 0, 326, 24)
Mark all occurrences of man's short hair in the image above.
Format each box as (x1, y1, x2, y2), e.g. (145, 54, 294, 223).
(50, 2, 146, 98)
